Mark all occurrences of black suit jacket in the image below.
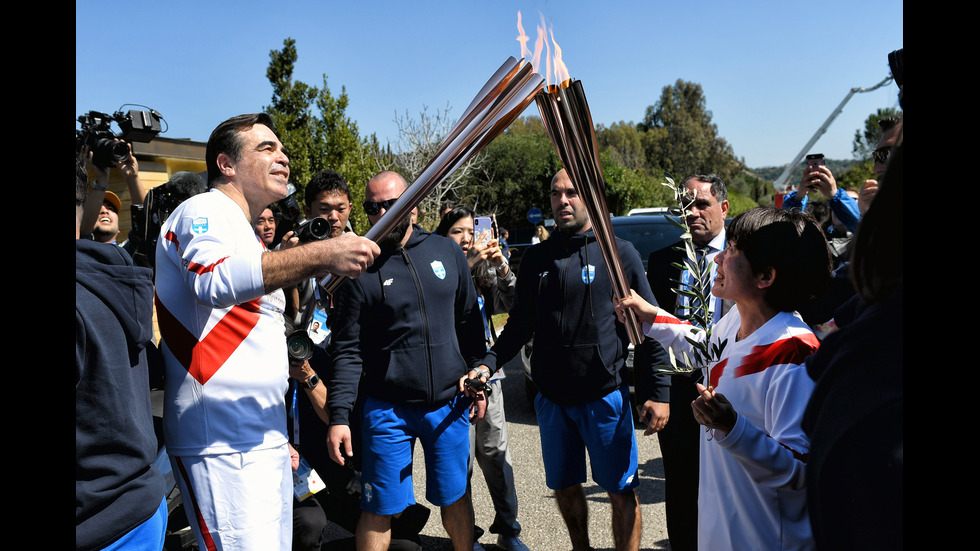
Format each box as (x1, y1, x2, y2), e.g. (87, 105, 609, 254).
(646, 240, 734, 328)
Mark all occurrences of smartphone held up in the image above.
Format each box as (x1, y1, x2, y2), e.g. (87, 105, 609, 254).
(805, 153, 825, 170)
(473, 216, 494, 246)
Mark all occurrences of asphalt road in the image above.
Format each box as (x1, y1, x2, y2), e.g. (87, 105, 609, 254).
(322, 353, 672, 551)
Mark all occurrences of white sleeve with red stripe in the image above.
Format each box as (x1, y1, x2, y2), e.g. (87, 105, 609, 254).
(642, 309, 719, 366)
(159, 191, 266, 308)
(712, 360, 814, 492)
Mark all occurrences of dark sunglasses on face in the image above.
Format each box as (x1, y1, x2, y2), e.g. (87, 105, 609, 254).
(872, 146, 891, 165)
(362, 197, 398, 216)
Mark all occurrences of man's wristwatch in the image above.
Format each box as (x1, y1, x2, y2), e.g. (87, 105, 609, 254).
(301, 373, 320, 389)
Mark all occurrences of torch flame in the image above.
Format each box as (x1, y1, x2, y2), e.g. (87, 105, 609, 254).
(516, 11, 530, 58)
(550, 28, 570, 86)
(517, 11, 570, 87)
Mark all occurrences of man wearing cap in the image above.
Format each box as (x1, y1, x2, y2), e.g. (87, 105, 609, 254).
(80, 139, 146, 250)
(91, 190, 123, 244)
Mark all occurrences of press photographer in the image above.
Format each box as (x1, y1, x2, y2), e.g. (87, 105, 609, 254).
(76, 106, 164, 252)
(275, 183, 333, 244)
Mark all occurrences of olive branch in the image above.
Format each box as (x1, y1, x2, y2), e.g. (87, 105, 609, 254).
(654, 176, 728, 375)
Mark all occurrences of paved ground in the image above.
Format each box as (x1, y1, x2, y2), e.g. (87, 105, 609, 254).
(322, 354, 672, 551)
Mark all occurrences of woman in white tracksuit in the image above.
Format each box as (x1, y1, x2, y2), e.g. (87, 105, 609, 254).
(616, 207, 832, 551)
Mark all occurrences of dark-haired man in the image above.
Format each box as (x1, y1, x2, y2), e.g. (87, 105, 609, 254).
(288, 169, 356, 330)
(646, 173, 734, 551)
(154, 113, 379, 550)
(305, 169, 353, 239)
(858, 115, 903, 215)
(79, 139, 146, 253)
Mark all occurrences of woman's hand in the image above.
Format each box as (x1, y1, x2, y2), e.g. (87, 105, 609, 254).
(614, 288, 660, 324)
(691, 383, 737, 437)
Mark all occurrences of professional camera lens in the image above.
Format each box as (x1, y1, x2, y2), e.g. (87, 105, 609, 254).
(286, 331, 314, 362)
(92, 138, 130, 170)
(295, 217, 331, 242)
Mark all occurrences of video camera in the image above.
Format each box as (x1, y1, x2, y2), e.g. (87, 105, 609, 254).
(76, 107, 164, 169)
(130, 171, 207, 269)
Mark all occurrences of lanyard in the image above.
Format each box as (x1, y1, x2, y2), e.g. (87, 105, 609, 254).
(290, 379, 300, 446)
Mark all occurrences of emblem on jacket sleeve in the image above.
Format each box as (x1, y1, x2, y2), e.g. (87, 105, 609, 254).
(430, 260, 446, 280)
(191, 217, 209, 234)
(581, 264, 595, 284)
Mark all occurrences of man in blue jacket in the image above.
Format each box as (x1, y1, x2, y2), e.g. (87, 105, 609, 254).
(473, 169, 671, 551)
(327, 171, 487, 551)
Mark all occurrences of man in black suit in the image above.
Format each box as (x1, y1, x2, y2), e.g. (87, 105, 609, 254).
(646, 174, 732, 551)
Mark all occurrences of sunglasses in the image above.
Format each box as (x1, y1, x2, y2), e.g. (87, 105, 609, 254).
(362, 197, 398, 216)
(872, 146, 891, 165)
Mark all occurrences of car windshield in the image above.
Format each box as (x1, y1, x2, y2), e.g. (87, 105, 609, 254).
(611, 216, 683, 273)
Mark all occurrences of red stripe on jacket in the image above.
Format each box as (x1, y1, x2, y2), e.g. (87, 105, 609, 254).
(155, 294, 261, 385)
(162, 229, 231, 275)
(710, 333, 818, 388)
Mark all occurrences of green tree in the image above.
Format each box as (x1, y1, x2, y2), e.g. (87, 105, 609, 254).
(266, 38, 318, 193)
(837, 158, 874, 192)
(465, 117, 561, 230)
(728, 171, 775, 207)
(839, 107, 902, 192)
(601, 153, 674, 214)
(637, 80, 742, 184)
(852, 107, 902, 159)
(264, 38, 383, 234)
(725, 190, 759, 218)
(595, 121, 650, 174)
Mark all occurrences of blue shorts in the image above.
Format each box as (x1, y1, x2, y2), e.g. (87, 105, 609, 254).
(101, 496, 167, 550)
(360, 394, 471, 515)
(534, 385, 639, 493)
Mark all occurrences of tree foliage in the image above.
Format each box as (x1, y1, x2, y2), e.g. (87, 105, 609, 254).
(595, 121, 650, 174)
(464, 117, 561, 231)
(637, 80, 743, 184)
(264, 38, 385, 234)
(728, 171, 774, 207)
(389, 104, 486, 230)
(838, 106, 903, 191)
(852, 107, 902, 159)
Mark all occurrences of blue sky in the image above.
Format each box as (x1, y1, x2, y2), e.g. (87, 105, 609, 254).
(76, 0, 902, 169)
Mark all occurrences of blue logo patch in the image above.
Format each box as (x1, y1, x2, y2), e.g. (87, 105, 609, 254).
(581, 264, 595, 284)
(191, 217, 209, 234)
(430, 260, 446, 280)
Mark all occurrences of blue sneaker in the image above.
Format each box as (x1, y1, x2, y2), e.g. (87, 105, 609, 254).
(497, 534, 530, 551)
(473, 542, 486, 551)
